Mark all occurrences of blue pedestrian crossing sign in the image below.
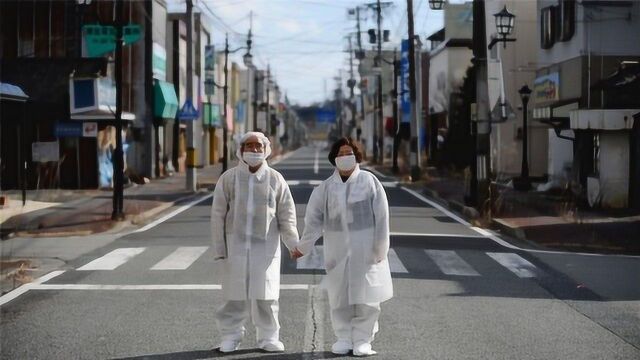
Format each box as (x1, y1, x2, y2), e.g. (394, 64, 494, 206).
(179, 99, 199, 121)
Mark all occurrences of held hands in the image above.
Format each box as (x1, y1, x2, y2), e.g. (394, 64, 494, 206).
(290, 248, 304, 260)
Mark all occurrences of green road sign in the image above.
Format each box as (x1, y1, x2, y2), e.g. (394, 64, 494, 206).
(84, 24, 142, 57)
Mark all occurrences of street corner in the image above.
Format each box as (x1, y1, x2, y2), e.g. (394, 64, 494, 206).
(0, 257, 66, 296)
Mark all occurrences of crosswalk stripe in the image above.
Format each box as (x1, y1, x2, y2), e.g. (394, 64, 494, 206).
(297, 246, 409, 273)
(425, 250, 480, 276)
(77, 248, 146, 271)
(151, 246, 208, 270)
(388, 248, 408, 273)
(487, 252, 538, 278)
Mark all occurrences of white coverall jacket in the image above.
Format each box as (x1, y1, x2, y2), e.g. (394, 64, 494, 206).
(210, 162, 299, 301)
(299, 165, 393, 305)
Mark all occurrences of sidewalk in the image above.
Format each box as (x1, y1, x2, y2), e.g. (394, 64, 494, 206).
(372, 163, 640, 255)
(1, 164, 224, 239)
(0, 164, 225, 294)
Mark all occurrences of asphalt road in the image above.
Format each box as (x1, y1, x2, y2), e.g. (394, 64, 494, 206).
(1, 146, 639, 359)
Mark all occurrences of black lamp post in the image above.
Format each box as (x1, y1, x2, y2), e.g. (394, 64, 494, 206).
(216, 33, 251, 172)
(488, 5, 516, 49)
(515, 84, 532, 191)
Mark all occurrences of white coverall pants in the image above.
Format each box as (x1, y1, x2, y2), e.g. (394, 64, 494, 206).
(215, 299, 280, 344)
(328, 260, 381, 345)
(216, 248, 280, 345)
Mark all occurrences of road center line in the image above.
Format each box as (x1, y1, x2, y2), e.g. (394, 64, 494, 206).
(314, 149, 319, 174)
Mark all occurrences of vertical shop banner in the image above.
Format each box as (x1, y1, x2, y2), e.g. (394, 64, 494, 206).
(204, 45, 215, 95)
(400, 39, 411, 124)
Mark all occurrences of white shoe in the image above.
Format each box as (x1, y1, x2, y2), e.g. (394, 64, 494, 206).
(331, 340, 353, 355)
(219, 339, 241, 353)
(353, 342, 377, 357)
(259, 340, 285, 352)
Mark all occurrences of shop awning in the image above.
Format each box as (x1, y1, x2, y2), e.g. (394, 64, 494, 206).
(154, 80, 179, 119)
(0, 82, 29, 102)
(570, 109, 638, 130)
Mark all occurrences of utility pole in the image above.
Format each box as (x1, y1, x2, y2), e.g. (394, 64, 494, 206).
(222, 34, 230, 172)
(185, 0, 196, 191)
(407, 0, 421, 181)
(472, 0, 489, 206)
(348, 36, 357, 138)
(356, 6, 364, 141)
(112, 0, 124, 220)
(375, 0, 383, 164)
(266, 64, 270, 136)
(246, 11, 253, 132)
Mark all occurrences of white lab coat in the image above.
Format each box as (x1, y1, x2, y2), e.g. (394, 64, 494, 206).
(299, 165, 393, 306)
(211, 162, 299, 301)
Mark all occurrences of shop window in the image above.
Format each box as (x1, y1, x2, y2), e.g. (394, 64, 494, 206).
(557, 0, 576, 42)
(541, 6, 557, 50)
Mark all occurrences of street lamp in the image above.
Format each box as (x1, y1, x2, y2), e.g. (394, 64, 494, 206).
(488, 6, 516, 49)
(515, 84, 532, 191)
(212, 33, 251, 172)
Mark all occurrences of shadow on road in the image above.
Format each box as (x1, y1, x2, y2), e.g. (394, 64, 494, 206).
(112, 349, 345, 359)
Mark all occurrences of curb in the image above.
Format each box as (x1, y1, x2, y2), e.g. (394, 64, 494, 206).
(9, 190, 213, 239)
(423, 187, 480, 223)
(491, 218, 527, 240)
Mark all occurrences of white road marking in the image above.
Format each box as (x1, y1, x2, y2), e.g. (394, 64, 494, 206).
(30, 284, 309, 291)
(0, 270, 66, 307)
(132, 193, 213, 233)
(390, 232, 485, 238)
(297, 246, 409, 274)
(150, 246, 208, 270)
(425, 250, 480, 276)
(314, 149, 319, 174)
(77, 248, 146, 271)
(381, 181, 398, 187)
(388, 248, 409, 273)
(487, 252, 538, 278)
(286, 180, 323, 186)
(401, 186, 640, 258)
(366, 167, 388, 179)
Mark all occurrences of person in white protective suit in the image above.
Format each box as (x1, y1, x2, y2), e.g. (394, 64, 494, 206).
(210, 131, 303, 353)
(296, 137, 393, 357)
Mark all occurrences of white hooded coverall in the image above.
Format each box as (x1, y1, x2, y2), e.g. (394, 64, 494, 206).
(210, 133, 299, 345)
(298, 164, 393, 346)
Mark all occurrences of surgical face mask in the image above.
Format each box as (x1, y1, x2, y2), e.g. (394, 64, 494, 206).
(335, 155, 356, 171)
(243, 152, 265, 167)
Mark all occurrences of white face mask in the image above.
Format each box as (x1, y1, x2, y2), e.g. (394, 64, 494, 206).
(243, 152, 265, 167)
(335, 155, 357, 172)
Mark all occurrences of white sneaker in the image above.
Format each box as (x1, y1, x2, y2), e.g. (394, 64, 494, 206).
(259, 340, 285, 352)
(219, 339, 241, 353)
(331, 340, 353, 355)
(353, 342, 377, 357)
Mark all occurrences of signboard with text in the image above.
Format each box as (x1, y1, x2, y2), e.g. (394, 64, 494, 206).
(400, 39, 411, 124)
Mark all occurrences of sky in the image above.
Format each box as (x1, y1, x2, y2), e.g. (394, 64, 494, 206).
(170, 0, 454, 106)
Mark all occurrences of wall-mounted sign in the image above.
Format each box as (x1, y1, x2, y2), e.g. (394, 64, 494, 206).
(204, 45, 215, 95)
(153, 42, 167, 81)
(534, 72, 560, 103)
(83, 122, 98, 137)
(55, 122, 82, 138)
(32, 141, 59, 162)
